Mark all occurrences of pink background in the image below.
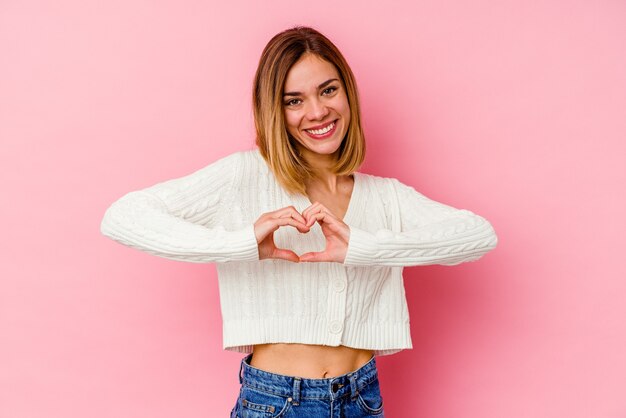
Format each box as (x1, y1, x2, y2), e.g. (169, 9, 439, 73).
(1, 0, 625, 417)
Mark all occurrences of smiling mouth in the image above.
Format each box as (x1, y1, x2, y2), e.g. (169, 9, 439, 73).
(304, 120, 337, 139)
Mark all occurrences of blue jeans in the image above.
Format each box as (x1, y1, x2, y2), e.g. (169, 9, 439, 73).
(230, 353, 385, 417)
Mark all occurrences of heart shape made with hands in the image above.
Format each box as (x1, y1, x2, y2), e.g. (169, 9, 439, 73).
(255, 202, 351, 264)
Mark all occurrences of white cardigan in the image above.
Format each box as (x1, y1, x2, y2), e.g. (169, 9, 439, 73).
(100, 148, 498, 355)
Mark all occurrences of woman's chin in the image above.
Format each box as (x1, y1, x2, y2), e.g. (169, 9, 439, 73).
(299, 140, 344, 159)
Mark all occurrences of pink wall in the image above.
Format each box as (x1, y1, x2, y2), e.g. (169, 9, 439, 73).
(1, 1, 625, 417)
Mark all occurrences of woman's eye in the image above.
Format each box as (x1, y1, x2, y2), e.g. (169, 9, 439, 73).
(285, 99, 301, 106)
(322, 86, 337, 95)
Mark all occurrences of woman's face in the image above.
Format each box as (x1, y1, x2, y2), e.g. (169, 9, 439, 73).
(282, 53, 351, 160)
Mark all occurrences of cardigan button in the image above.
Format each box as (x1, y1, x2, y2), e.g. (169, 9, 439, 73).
(329, 320, 343, 334)
(332, 279, 346, 292)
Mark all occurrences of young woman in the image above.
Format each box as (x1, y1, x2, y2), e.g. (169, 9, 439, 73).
(101, 26, 498, 418)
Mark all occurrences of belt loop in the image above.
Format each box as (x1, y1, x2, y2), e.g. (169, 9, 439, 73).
(349, 373, 358, 401)
(292, 377, 302, 406)
(238, 355, 247, 385)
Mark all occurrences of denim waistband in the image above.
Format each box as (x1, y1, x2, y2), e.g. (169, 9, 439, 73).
(238, 353, 379, 404)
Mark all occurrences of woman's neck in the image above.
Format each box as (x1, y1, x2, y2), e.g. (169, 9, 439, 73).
(299, 147, 344, 193)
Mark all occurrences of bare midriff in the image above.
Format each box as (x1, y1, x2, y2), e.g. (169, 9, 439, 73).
(250, 343, 374, 379)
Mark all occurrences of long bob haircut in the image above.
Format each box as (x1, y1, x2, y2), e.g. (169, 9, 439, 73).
(253, 26, 366, 196)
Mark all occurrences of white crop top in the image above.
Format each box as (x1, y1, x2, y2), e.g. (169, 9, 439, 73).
(100, 148, 498, 355)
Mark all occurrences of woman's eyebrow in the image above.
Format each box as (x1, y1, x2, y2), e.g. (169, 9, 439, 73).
(283, 78, 339, 97)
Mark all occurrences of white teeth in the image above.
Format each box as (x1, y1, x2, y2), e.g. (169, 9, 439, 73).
(306, 122, 335, 135)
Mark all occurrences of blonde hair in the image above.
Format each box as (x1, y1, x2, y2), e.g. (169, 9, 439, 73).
(253, 26, 366, 196)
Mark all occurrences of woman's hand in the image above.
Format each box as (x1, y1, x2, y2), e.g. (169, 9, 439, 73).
(299, 202, 350, 263)
(254, 206, 310, 263)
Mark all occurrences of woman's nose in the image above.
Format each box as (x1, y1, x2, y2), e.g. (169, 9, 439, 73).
(306, 98, 329, 121)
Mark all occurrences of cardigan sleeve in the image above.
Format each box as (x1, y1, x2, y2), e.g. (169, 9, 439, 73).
(100, 152, 260, 263)
(343, 178, 498, 267)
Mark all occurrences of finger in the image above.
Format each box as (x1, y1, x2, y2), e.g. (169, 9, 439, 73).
(305, 211, 323, 228)
(305, 211, 334, 227)
(301, 201, 321, 222)
(304, 202, 333, 217)
(301, 205, 320, 227)
(317, 204, 338, 219)
(272, 216, 310, 233)
(277, 205, 307, 225)
(272, 248, 301, 263)
(299, 251, 329, 263)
